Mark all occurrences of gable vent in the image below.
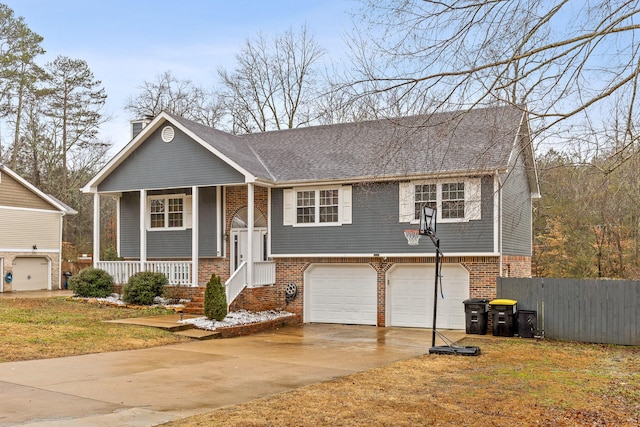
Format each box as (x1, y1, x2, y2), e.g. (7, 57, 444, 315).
(161, 126, 175, 143)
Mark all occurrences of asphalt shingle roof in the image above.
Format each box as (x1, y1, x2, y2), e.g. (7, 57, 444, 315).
(170, 105, 525, 183)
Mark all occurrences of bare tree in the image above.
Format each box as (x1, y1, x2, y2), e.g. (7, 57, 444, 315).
(348, 0, 640, 166)
(218, 25, 326, 133)
(125, 70, 225, 127)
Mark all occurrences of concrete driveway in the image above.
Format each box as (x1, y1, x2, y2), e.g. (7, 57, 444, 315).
(0, 324, 464, 426)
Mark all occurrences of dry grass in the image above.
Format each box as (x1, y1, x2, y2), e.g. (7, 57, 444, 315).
(2, 298, 638, 425)
(0, 297, 190, 362)
(164, 336, 640, 427)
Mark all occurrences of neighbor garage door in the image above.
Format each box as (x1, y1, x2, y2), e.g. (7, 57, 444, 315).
(387, 264, 469, 329)
(12, 257, 49, 291)
(305, 264, 377, 325)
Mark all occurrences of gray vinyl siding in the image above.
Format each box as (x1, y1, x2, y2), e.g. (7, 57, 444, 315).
(501, 150, 533, 256)
(120, 192, 140, 258)
(147, 230, 192, 258)
(198, 186, 218, 257)
(271, 178, 494, 255)
(119, 188, 220, 258)
(98, 126, 245, 192)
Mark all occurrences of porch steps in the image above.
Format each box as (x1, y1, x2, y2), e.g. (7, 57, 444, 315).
(183, 292, 205, 315)
(106, 314, 220, 340)
(173, 328, 221, 340)
(106, 314, 195, 331)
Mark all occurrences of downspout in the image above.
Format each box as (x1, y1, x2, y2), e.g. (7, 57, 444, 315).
(496, 170, 503, 277)
(59, 211, 65, 290)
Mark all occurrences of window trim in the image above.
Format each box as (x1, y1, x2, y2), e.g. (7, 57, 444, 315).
(147, 194, 191, 231)
(283, 185, 352, 227)
(400, 178, 481, 224)
(295, 188, 340, 226)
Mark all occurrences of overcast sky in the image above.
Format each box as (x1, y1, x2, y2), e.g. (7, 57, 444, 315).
(4, 0, 357, 152)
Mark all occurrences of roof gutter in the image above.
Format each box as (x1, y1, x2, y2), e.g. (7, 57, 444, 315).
(270, 168, 507, 188)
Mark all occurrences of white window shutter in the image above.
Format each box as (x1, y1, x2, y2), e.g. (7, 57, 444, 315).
(184, 196, 193, 228)
(399, 182, 414, 222)
(283, 189, 295, 226)
(466, 178, 482, 220)
(341, 185, 352, 224)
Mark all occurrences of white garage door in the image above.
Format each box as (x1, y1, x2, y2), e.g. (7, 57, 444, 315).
(12, 257, 49, 291)
(387, 264, 469, 329)
(306, 264, 377, 325)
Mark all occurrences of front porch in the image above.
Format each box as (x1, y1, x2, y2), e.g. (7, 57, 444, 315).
(98, 259, 276, 309)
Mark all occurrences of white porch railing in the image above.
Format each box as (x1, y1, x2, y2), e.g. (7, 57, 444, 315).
(254, 261, 276, 286)
(224, 261, 276, 307)
(97, 259, 275, 304)
(225, 261, 247, 308)
(146, 261, 191, 285)
(97, 261, 193, 286)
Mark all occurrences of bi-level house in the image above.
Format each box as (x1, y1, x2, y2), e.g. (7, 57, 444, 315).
(82, 105, 539, 329)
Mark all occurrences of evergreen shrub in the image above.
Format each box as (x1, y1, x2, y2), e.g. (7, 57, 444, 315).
(204, 273, 227, 321)
(123, 271, 168, 305)
(68, 268, 114, 298)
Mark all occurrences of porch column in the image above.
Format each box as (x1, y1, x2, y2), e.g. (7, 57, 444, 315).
(191, 186, 199, 287)
(247, 183, 254, 287)
(93, 192, 100, 267)
(140, 189, 146, 271)
(115, 196, 121, 256)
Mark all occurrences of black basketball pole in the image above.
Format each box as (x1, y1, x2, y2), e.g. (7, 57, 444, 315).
(419, 206, 480, 356)
(431, 235, 440, 348)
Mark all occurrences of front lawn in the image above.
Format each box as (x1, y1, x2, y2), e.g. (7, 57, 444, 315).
(0, 297, 190, 362)
(163, 336, 640, 426)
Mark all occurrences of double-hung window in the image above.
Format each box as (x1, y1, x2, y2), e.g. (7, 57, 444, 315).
(296, 190, 316, 223)
(296, 189, 339, 224)
(400, 178, 481, 223)
(283, 186, 352, 226)
(148, 195, 187, 229)
(441, 182, 465, 219)
(414, 184, 437, 221)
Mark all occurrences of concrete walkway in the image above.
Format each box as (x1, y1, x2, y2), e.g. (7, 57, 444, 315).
(0, 323, 464, 426)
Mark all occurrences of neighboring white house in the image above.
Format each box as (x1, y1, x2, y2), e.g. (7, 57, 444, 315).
(0, 165, 77, 292)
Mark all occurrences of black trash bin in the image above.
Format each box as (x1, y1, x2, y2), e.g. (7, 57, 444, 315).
(489, 299, 517, 337)
(517, 310, 537, 338)
(462, 298, 489, 335)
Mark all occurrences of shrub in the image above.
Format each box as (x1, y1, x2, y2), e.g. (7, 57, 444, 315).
(204, 273, 227, 321)
(161, 285, 183, 304)
(68, 268, 114, 298)
(122, 271, 168, 305)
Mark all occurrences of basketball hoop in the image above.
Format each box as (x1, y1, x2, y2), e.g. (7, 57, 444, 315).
(404, 229, 421, 246)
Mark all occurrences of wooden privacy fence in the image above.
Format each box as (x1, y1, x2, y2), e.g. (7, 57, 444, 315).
(496, 277, 639, 346)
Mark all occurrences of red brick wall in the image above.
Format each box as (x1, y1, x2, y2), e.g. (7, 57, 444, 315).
(265, 255, 527, 326)
(502, 255, 532, 278)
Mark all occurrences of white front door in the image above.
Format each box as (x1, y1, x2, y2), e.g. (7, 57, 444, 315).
(231, 228, 267, 271)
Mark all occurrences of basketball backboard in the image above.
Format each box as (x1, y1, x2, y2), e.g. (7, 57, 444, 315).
(419, 206, 436, 236)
